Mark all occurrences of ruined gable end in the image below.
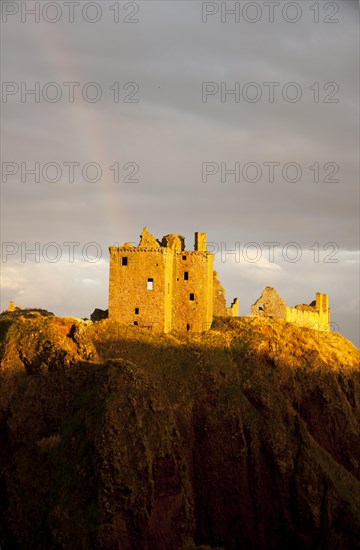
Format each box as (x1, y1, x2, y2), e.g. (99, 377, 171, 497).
(139, 226, 161, 248)
(251, 287, 287, 319)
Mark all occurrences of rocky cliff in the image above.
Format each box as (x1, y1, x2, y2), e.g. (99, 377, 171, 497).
(0, 313, 359, 549)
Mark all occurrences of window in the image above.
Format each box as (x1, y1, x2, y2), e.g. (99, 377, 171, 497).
(147, 278, 154, 290)
(184, 272, 189, 280)
(134, 321, 138, 326)
(186, 323, 190, 331)
(182, 255, 186, 260)
(190, 293, 194, 301)
(122, 257, 128, 266)
(135, 308, 139, 314)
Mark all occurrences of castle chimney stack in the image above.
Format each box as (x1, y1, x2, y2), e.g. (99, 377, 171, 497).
(195, 232, 207, 252)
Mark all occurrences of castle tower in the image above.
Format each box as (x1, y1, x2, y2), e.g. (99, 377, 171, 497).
(172, 232, 214, 332)
(108, 228, 237, 333)
(108, 228, 171, 332)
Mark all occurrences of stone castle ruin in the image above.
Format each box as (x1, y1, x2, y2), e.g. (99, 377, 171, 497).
(108, 227, 238, 332)
(108, 228, 330, 333)
(251, 287, 330, 331)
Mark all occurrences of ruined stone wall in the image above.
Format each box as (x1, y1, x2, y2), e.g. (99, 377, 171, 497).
(227, 298, 239, 317)
(172, 251, 214, 332)
(213, 273, 239, 318)
(213, 272, 229, 317)
(163, 248, 175, 333)
(109, 228, 238, 333)
(251, 287, 287, 319)
(251, 288, 330, 332)
(286, 307, 322, 330)
(286, 293, 330, 331)
(109, 246, 169, 331)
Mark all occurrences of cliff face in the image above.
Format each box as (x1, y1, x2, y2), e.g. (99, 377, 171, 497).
(0, 314, 359, 549)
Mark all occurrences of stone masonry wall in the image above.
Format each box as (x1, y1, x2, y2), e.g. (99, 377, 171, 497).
(213, 272, 229, 317)
(172, 251, 214, 332)
(108, 228, 236, 333)
(251, 288, 330, 332)
(286, 293, 330, 331)
(109, 246, 168, 331)
(251, 287, 287, 319)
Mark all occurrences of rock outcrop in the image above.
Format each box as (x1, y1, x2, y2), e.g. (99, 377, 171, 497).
(0, 315, 359, 549)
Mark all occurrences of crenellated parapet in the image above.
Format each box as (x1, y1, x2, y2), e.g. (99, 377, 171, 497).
(286, 292, 330, 331)
(252, 287, 330, 331)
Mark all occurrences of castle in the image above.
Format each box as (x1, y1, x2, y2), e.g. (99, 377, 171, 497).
(108, 228, 330, 333)
(108, 227, 238, 332)
(251, 287, 330, 331)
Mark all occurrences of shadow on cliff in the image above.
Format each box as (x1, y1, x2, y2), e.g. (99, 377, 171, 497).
(90, 323, 360, 550)
(0, 316, 359, 549)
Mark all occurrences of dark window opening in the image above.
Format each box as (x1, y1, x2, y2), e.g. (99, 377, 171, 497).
(190, 293, 195, 301)
(122, 257, 128, 266)
(186, 323, 190, 331)
(134, 321, 138, 326)
(259, 305, 263, 311)
(184, 272, 189, 280)
(135, 308, 139, 314)
(147, 278, 154, 290)
(182, 255, 186, 260)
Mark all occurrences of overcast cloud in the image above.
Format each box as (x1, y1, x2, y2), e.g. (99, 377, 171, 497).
(1, 0, 359, 345)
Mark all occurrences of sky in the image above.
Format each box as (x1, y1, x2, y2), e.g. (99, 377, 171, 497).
(1, 0, 359, 346)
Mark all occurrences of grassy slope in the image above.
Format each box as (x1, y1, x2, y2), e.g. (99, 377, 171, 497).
(0, 314, 359, 549)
